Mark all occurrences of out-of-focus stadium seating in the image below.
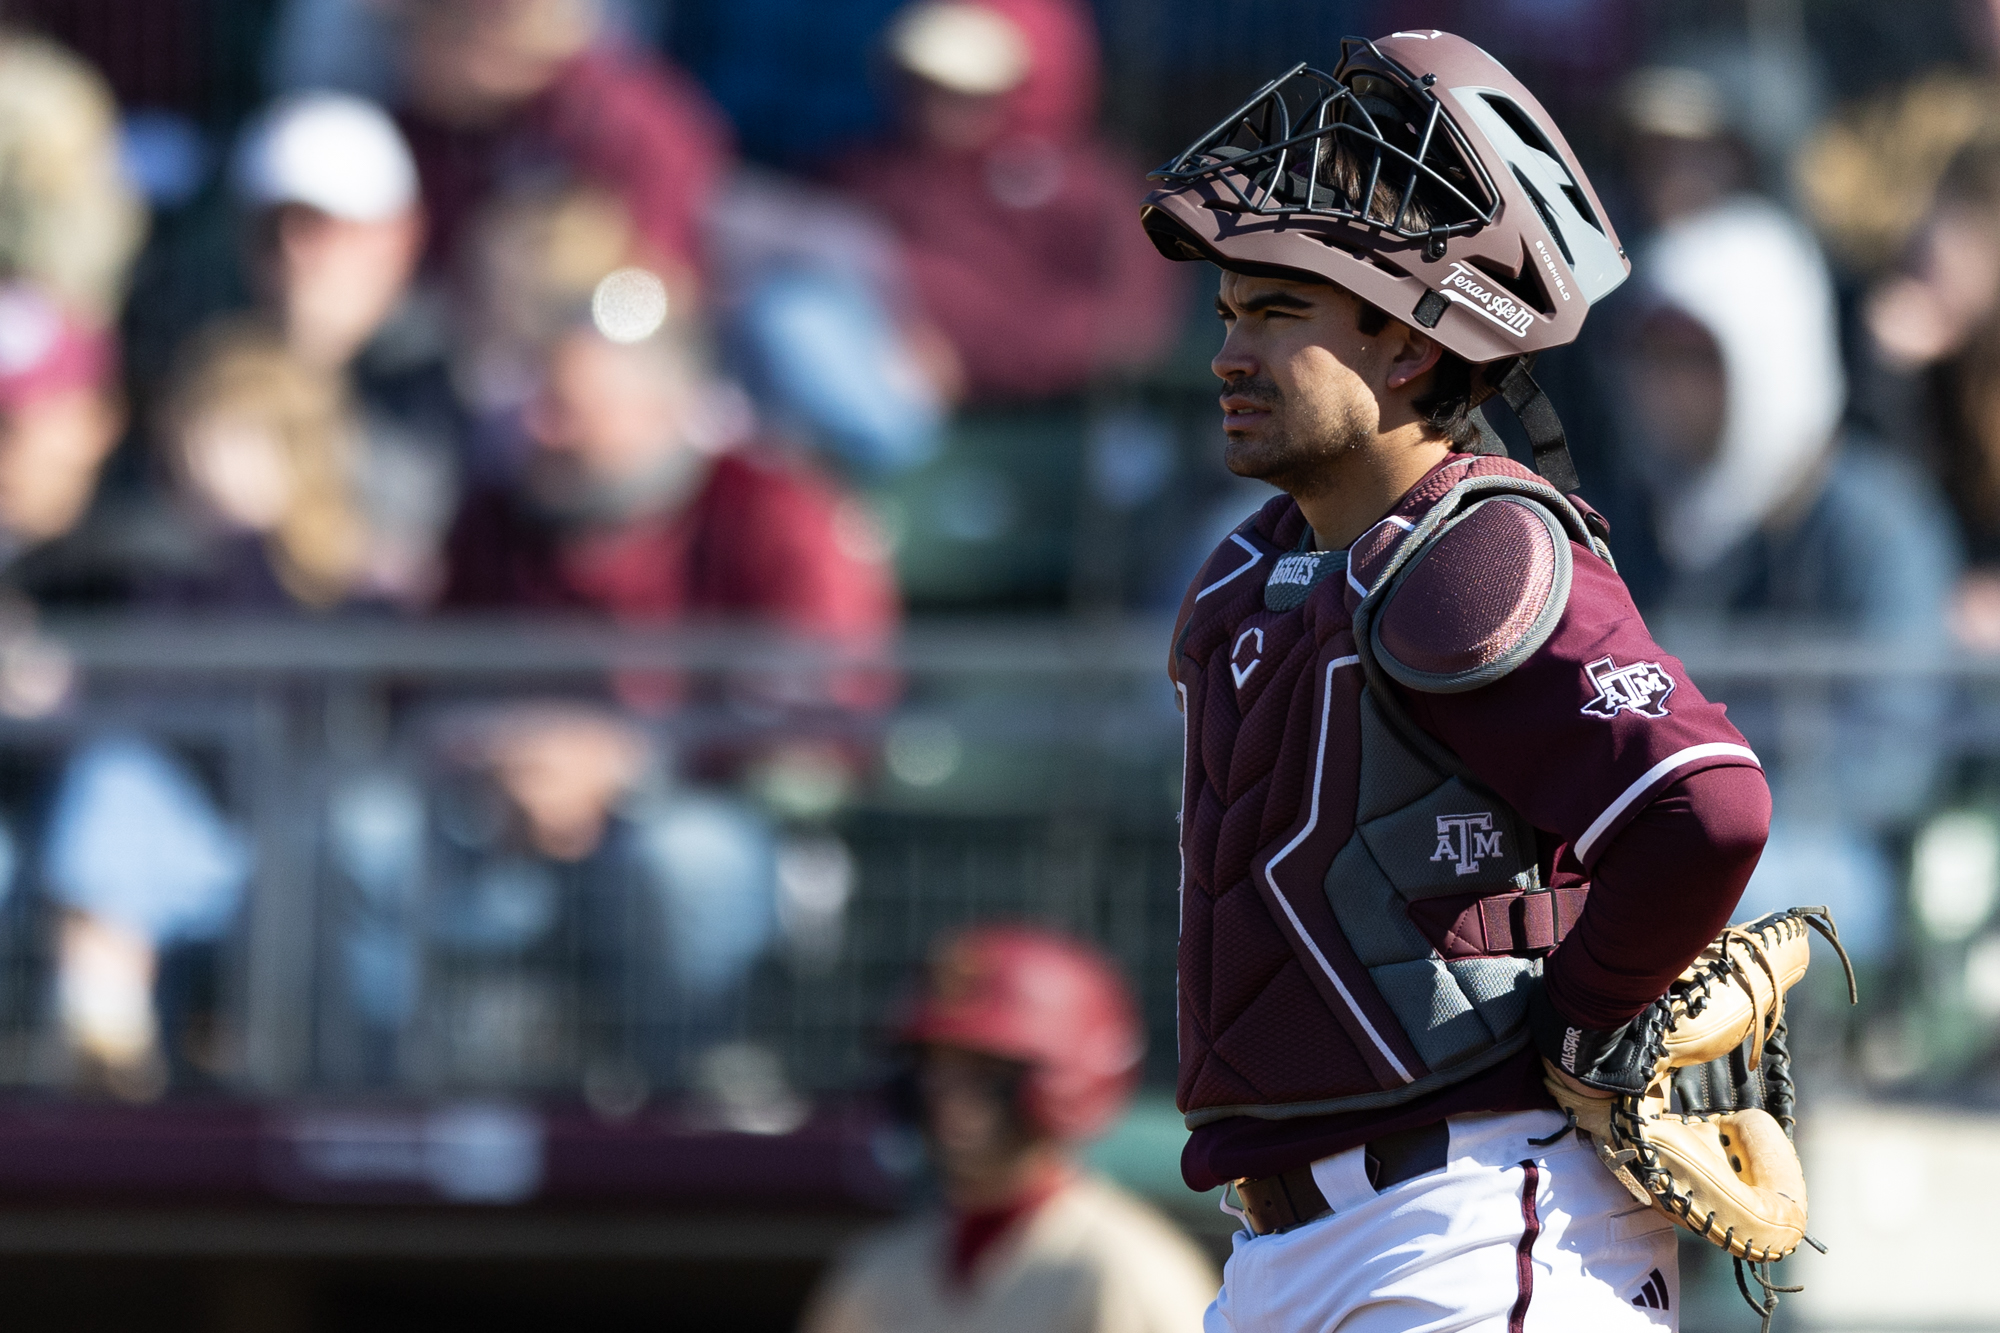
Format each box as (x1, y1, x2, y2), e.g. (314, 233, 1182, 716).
(5, 0, 2000, 1327)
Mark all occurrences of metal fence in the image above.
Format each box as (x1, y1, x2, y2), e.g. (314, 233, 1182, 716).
(0, 617, 1187, 1119)
(0, 614, 1996, 1121)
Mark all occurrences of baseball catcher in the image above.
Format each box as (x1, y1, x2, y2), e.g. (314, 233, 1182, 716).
(1141, 29, 1844, 1331)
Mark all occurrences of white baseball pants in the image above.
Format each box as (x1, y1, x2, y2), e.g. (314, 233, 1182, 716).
(1205, 1110, 1678, 1333)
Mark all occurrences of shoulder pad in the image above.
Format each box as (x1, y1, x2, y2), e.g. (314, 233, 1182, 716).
(1371, 495, 1573, 693)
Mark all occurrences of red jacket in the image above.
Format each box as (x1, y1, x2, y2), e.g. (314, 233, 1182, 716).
(832, 0, 1179, 402)
(403, 44, 731, 277)
(444, 448, 899, 711)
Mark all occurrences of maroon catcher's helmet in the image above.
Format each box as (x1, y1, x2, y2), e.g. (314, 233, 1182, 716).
(898, 925, 1143, 1141)
(1139, 30, 1629, 490)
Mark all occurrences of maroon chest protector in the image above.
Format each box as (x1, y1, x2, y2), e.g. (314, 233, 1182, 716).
(1171, 456, 1607, 1126)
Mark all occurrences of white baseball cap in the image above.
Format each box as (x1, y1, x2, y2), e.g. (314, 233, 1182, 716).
(888, 3, 1031, 97)
(231, 92, 418, 223)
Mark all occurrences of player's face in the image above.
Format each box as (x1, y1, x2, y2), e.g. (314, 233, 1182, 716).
(917, 1045, 1036, 1202)
(525, 331, 691, 490)
(1210, 272, 1392, 491)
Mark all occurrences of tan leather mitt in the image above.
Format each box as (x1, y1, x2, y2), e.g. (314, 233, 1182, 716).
(1539, 907, 1856, 1329)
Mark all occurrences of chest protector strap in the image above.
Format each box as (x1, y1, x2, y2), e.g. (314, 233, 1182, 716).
(1351, 471, 1607, 1065)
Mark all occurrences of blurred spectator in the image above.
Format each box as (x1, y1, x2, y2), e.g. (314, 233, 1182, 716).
(1545, 42, 1827, 570)
(0, 290, 123, 568)
(1612, 196, 1957, 950)
(831, 0, 1180, 403)
(46, 735, 250, 1099)
(0, 284, 139, 626)
(1616, 200, 1859, 591)
(443, 191, 901, 738)
(1617, 48, 1824, 233)
(803, 925, 1215, 1333)
(0, 282, 253, 1098)
(0, 30, 145, 325)
(708, 169, 949, 478)
(379, 702, 784, 1097)
(228, 92, 461, 601)
(1863, 141, 2000, 646)
(234, 94, 424, 374)
(445, 292, 901, 812)
(1799, 72, 2000, 277)
(156, 324, 427, 609)
(406, 189, 896, 1080)
(393, 0, 730, 285)
(445, 315, 897, 668)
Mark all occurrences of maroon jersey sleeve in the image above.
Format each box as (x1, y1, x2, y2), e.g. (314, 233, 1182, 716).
(1550, 765, 1770, 1026)
(1393, 539, 1770, 1027)
(1398, 542, 1762, 863)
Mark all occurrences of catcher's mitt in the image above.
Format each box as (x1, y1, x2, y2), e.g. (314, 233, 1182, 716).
(1532, 906, 1856, 1330)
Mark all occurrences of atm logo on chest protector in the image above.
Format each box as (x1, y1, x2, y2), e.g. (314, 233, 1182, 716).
(1431, 812, 1503, 876)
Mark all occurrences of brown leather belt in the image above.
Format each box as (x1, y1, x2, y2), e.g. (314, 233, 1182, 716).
(1232, 1120, 1451, 1236)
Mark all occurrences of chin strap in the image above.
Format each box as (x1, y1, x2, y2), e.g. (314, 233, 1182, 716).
(1494, 357, 1580, 495)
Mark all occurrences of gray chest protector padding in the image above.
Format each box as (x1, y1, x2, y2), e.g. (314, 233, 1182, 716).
(1330, 475, 1608, 1082)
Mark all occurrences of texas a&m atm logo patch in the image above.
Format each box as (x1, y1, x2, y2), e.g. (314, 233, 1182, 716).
(1430, 812, 1502, 876)
(1579, 655, 1675, 720)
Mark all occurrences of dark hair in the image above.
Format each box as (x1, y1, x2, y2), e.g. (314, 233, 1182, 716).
(1305, 74, 1485, 237)
(1354, 301, 1483, 448)
(1317, 117, 1483, 449)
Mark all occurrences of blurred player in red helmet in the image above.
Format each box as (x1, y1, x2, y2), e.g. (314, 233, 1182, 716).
(801, 924, 1216, 1333)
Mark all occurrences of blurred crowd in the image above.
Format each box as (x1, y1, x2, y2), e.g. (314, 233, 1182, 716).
(0, 0, 1188, 1103)
(0, 0, 1995, 1103)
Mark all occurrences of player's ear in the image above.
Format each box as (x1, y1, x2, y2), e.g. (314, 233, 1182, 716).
(1384, 324, 1444, 392)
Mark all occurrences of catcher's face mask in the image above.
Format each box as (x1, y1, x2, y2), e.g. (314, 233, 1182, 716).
(1150, 49, 1498, 254)
(1141, 31, 1628, 365)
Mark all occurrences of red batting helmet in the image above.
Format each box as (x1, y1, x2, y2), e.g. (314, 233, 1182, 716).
(1139, 30, 1629, 490)
(898, 925, 1143, 1141)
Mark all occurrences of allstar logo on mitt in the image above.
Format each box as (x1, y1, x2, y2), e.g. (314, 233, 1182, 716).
(1529, 907, 1856, 1330)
